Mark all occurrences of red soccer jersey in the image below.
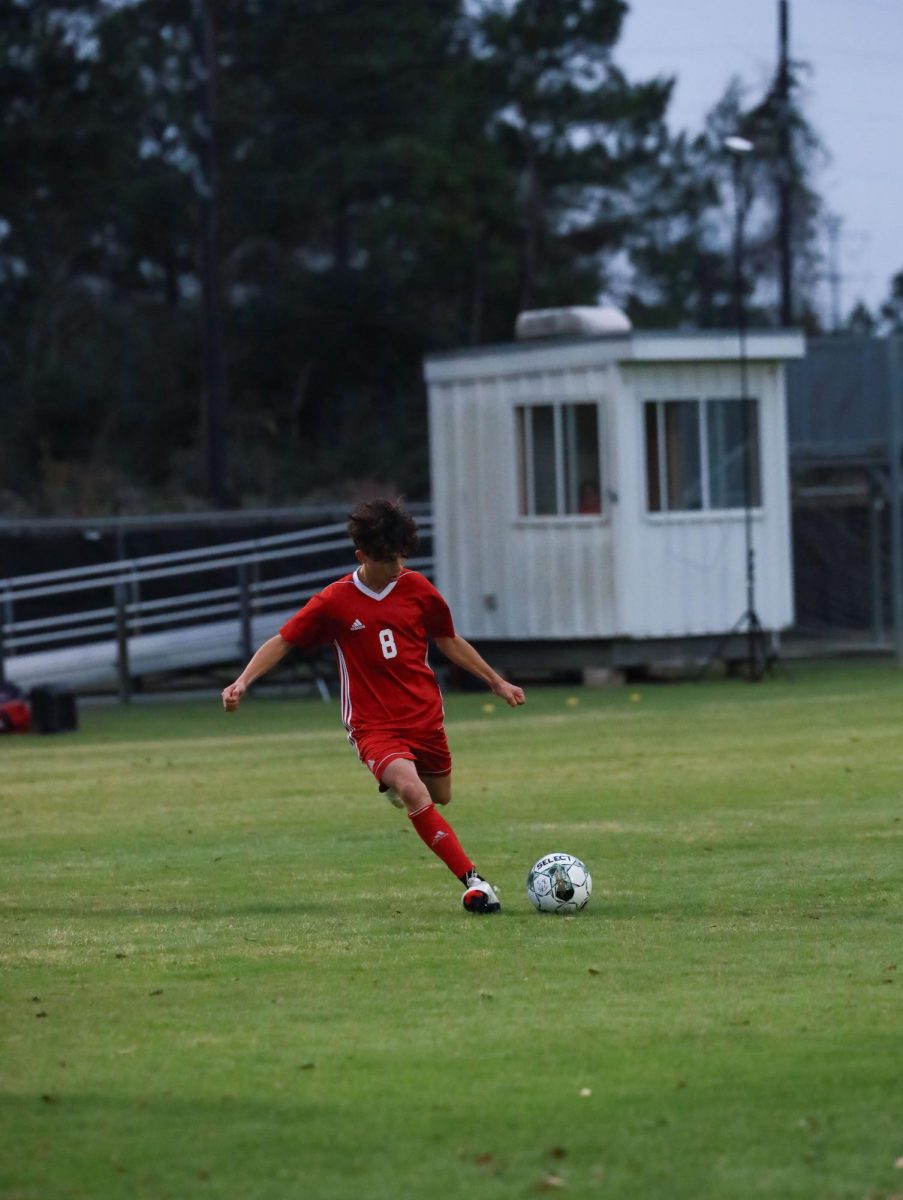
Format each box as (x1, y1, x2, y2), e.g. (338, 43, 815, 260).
(279, 568, 455, 735)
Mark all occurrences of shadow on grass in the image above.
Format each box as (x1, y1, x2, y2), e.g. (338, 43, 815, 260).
(4, 901, 322, 920)
(0, 1088, 326, 1194)
(8, 897, 884, 924)
(512, 899, 893, 925)
(0, 1088, 318, 1118)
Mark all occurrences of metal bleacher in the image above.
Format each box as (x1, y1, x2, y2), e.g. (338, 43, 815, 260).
(1, 516, 434, 696)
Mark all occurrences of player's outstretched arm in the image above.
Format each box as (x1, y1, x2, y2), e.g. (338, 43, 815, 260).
(433, 635, 525, 708)
(222, 635, 291, 711)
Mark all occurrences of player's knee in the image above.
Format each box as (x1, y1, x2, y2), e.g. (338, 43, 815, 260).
(398, 778, 430, 810)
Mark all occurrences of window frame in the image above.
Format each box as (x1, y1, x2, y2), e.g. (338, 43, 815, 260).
(643, 395, 763, 518)
(514, 399, 606, 523)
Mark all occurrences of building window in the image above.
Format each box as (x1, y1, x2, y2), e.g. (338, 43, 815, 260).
(516, 403, 602, 517)
(644, 398, 761, 513)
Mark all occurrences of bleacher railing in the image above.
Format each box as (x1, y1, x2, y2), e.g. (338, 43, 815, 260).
(0, 517, 434, 698)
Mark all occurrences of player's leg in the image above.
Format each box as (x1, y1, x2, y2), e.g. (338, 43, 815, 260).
(411, 731, 499, 912)
(411, 726, 453, 807)
(378, 733, 451, 808)
(422, 773, 451, 806)
(380, 757, 472, 875)
(380, 771, 446, 807)
(379, 756, 433, 814)
(379, 758, 499, 912)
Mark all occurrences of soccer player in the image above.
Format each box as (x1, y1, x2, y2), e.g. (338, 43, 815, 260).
(221, 498, 525, 913)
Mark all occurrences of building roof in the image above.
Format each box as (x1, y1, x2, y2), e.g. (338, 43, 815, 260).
(424, 329, 806, 384)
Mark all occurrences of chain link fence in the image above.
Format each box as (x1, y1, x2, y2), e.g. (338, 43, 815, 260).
(787, 336, 903, 655)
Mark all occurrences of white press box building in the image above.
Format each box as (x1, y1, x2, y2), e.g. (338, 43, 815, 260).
(423, 307, 805, 668)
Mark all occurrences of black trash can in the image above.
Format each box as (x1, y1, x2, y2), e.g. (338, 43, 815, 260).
(29, 686, 79, 734)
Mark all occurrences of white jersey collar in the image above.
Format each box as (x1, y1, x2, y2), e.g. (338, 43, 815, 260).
(352, 568, 402, 601)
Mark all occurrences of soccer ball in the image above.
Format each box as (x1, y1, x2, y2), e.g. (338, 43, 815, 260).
(526, 852, 592, 914)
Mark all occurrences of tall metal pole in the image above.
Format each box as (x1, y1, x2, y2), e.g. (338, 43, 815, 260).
(777, 0, 793, 327)
(695, 137, 772, 681)
(733, 153, 756, 668)
(739, 188, 754, 631)
(826, 214, 843, 334)
(725, 135, 767, 680)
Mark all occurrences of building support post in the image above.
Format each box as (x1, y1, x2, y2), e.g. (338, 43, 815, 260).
(114, 582, 132, 704)
(869, 473, 886, 646)
(238, 562, 253, 664)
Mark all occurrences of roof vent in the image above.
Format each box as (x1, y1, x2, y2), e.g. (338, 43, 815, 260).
(515, 305, 632, 341)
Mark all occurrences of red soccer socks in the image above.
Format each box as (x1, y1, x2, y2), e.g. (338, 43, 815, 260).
(408, 802, 474, 879)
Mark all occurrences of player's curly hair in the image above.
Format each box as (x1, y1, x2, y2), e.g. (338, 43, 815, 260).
(347, 498, 419, 561)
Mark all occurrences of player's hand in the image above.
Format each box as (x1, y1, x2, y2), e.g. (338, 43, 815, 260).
(222, 680, 246, 712)
(492, 680, 526, 708)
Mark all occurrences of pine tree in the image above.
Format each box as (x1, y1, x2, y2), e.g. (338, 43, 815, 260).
(628, 69, 827, 332)
(879, 272, 903, 333)
(474, 0, 672, 312)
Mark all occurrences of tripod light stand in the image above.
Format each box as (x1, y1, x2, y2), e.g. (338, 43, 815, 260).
(700, 136, 773, 681)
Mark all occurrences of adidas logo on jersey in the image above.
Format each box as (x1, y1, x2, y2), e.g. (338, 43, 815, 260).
(350, 618, 365, 630)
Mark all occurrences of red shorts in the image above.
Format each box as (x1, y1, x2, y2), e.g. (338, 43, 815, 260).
(352, 726, 452, 783)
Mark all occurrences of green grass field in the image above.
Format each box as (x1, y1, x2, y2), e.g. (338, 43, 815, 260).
(3, 662, 903, 1200)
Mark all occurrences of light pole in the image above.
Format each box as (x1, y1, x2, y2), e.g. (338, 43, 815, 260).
(698, 136, 772, 682)
(724, 134, 771, 680)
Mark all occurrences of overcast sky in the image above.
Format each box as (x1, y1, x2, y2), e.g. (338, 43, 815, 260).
(615, 0, 903, 323)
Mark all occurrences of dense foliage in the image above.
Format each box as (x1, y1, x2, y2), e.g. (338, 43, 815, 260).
(0, 0, 833, 514)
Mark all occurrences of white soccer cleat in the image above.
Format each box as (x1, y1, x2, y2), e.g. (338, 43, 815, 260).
(378, 783, 405, 809)
(462, 879, 502, 914)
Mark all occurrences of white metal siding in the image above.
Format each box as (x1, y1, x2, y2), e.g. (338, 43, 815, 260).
(615, 362, 793, 637)
(427, 334, 800, 644)
(430, 366, 617, 639)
